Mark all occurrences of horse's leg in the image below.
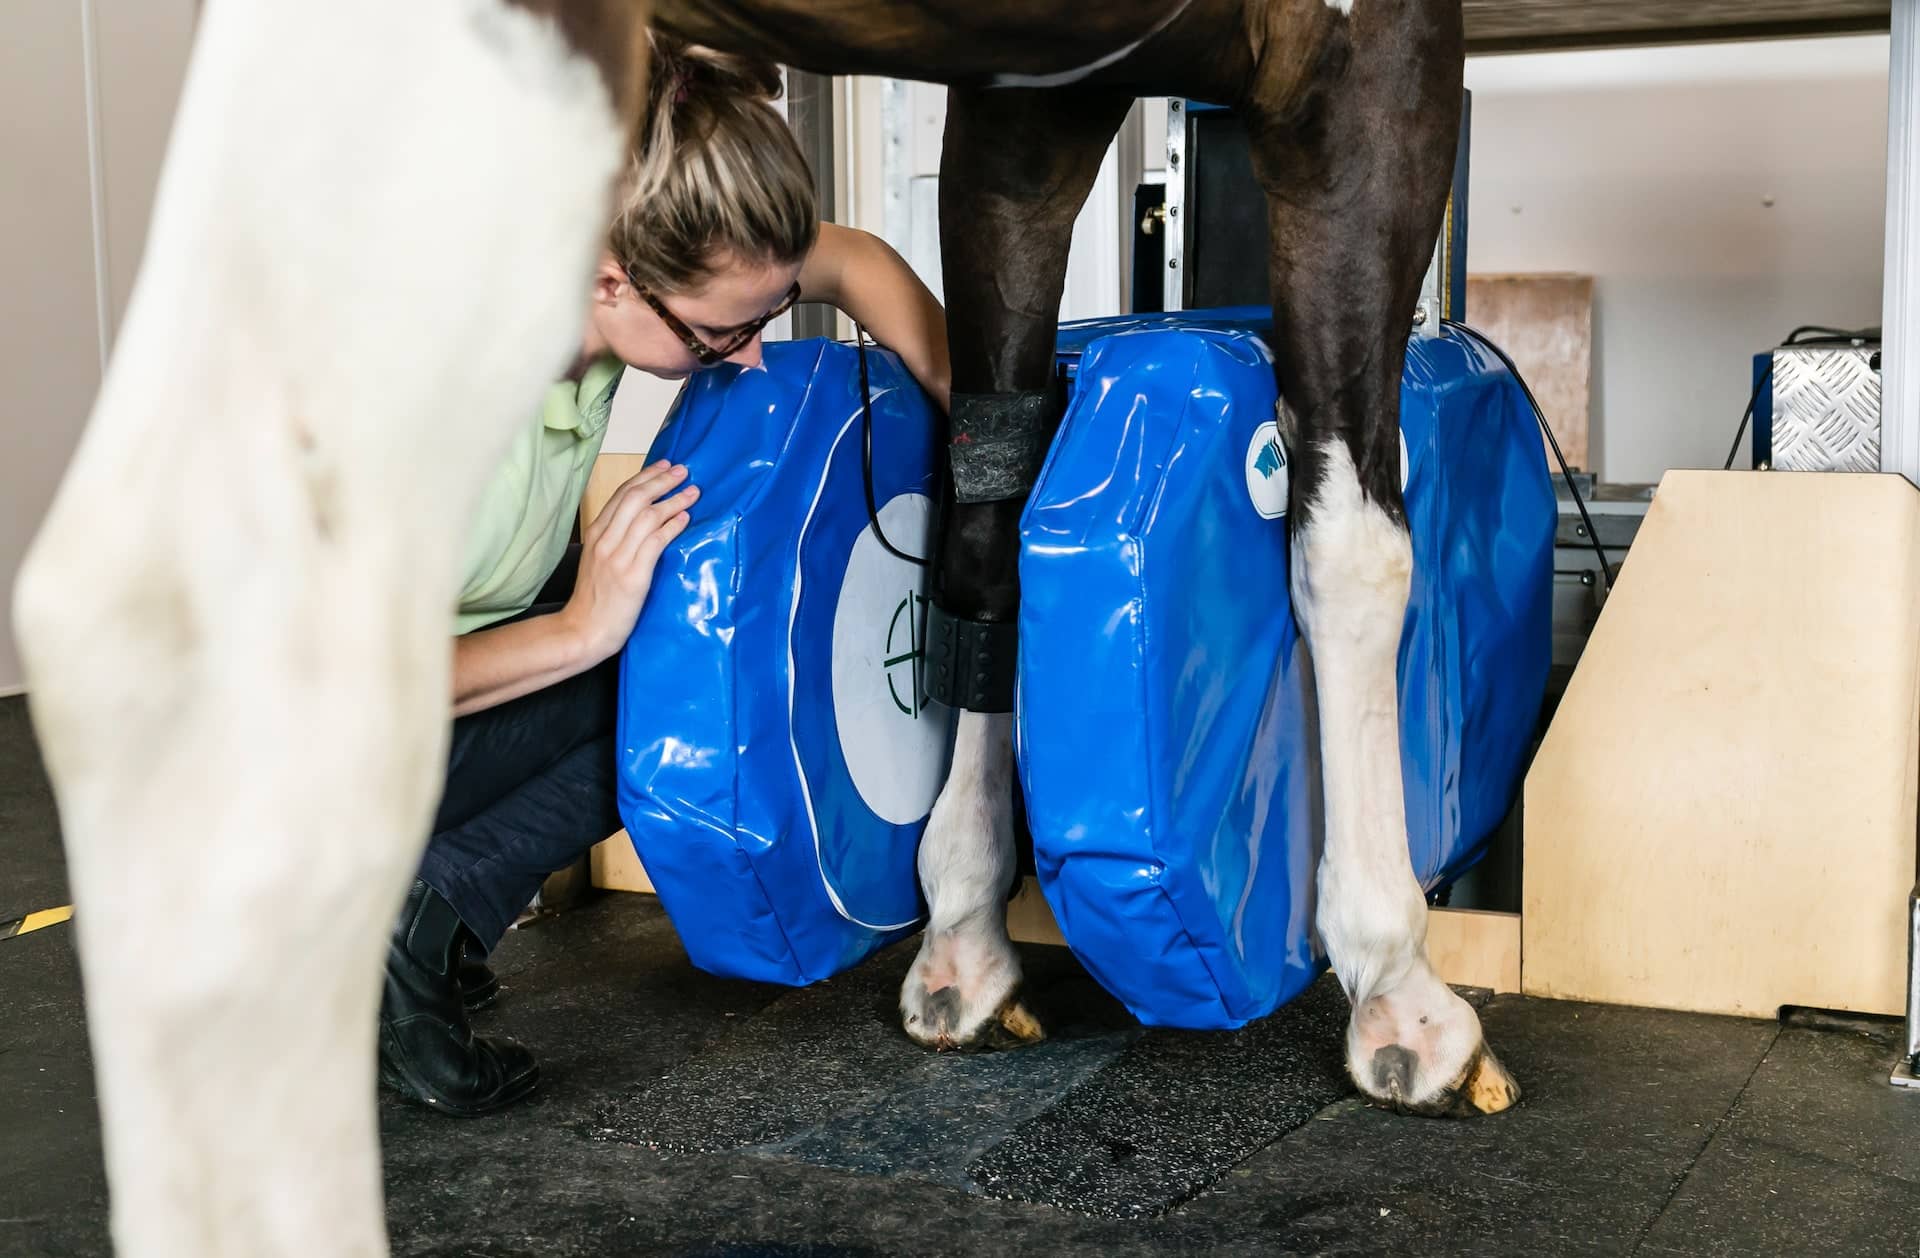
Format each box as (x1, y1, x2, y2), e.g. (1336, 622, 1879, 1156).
(1248, 0, 1515, 1116)
(10, 3, 643, 1253)
(900, 84, 1131, 1050)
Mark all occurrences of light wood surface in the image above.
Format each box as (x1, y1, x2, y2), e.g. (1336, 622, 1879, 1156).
(1523, 470, 1920, 1018)
(580, 452, 653, 532)
(1466, 273, 1593, 474)
(592, 836, 1519, 993)
(590, 830, 654, 895)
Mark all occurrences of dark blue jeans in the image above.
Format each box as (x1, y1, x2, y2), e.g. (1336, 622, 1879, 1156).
(416, 547, 621, 950)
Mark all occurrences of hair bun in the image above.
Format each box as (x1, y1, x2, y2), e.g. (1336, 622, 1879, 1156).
(653, 36, 784, 110)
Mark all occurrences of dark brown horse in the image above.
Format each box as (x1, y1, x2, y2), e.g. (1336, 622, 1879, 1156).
(645, 0, 1509, 1117)
(13, 3, 1500, 1253)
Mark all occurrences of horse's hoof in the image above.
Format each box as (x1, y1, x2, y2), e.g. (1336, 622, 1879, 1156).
(1348, 972, 1519, 1118)
(901, 976, 1045, 1051)
(1360, 1041, 1521, 1118)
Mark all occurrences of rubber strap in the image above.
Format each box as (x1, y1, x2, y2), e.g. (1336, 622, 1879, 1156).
(924, 603, 1018, 712)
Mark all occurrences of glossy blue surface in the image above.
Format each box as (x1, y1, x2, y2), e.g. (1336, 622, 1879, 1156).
(614, 340, 944, 986)
(1018, 313, 1554, 1029)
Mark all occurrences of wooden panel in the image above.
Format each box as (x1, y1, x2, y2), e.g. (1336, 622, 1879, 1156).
(1465, 0, 1889, 53)
(1524, 471, 1920, 1018)
(1467, 274, 1592, 474)
(1427, 909, 1522, 995)
(580, 453, 652, 533)
(589, 830, 654, 894)
(593, 845, 1518, 1000)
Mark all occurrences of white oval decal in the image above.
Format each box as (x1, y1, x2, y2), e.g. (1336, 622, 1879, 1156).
(830, 493, 950, 825)
(1246, 420, 1290, 520)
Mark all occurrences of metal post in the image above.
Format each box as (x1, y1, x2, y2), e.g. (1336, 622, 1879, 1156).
(1114, 101, 1146, 315)
(1162, 99, 1186, 313)
(1886, 0, 1920, 1088)
(1883, 0, 1920, 486)
(787, 69, 840, 341)
(1896, 886, 1920, 1087)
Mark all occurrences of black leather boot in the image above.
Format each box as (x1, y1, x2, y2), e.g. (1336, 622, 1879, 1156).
(457, 952, 500, 1011)
(379, 881, 539, 1115)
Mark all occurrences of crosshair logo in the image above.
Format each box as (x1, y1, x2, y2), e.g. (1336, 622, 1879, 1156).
(885, 592, 929, 717)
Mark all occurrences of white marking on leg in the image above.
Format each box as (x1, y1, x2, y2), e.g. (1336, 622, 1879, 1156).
(901, 710, 1023, 1045)
(1323, 0, 1357, 15)
(12, 2, 628, 1253)
(1293, 440, 1496, 1109)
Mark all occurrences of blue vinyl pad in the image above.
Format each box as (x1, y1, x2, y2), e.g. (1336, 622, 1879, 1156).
(1018, 311, 1554, 1029)
(616, 315, 1553, 1022)
(615, 340, 950, 986)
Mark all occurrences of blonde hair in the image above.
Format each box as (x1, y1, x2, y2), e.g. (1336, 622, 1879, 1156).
(610, 39, 819, 296)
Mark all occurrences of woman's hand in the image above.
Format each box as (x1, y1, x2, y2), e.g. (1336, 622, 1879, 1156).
(560, 460, 699, 662)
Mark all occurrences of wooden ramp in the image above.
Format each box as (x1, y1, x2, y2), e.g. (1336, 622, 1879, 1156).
(1524, 470, 1920, 1018)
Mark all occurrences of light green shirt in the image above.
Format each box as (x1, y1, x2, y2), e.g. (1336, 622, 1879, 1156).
(455, 354, 624, 634)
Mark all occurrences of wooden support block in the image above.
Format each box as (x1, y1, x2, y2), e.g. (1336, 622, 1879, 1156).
(1465, 273, 1593, 473)
(581, 453, 653, 532)
(1427, 908, 1523, 994)
(1523, 470, 1920, 1018)
(590, 830, 654, 894)
(595, 829, 1516, 996)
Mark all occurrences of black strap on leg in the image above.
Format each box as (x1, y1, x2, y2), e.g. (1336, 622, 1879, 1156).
(924, 603, 1019, 712)
(948, 382, 1064, 504)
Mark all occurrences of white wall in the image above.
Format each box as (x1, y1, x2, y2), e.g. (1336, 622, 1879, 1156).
(1466, 36, 1889, 483)
(0, 1, 197, 694)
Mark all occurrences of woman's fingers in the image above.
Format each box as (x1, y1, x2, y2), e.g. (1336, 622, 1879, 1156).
(619, 486, 700, 565)
(585, 459, 673, 544)
(596, 463, 688, 551)
(635, 511, 692, 568)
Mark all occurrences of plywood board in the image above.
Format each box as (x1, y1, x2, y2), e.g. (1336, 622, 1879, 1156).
(1523, 470, 1920, 1018)
(592, 845, 1515, 994)
(581, 453, 652, 533)
(1426, 909, 1522, 995)
(1466, 273, 1592, 474)
(590, 830, 654, 894)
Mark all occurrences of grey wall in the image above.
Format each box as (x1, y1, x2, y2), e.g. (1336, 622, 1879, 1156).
(1466, 36, 1889, 484)
(0, 0, 196, 693)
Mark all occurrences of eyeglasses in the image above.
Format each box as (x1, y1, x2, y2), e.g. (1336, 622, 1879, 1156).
(627, 268, 802, 366)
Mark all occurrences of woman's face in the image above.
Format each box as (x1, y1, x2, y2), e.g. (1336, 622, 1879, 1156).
(590, 251, 804, 380)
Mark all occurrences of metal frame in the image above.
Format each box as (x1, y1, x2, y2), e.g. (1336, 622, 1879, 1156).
(1884, 3, 1920, 484)
(1896, 884, 1920, 1087)
(1886, 1, 1920, 1087)
(787, 69, 840, 341)
(1160, 98, 1441, 337)
(1163, 99, 1186, 313)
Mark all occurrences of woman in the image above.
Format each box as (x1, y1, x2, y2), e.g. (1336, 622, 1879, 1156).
(379, 42, 950, 1116)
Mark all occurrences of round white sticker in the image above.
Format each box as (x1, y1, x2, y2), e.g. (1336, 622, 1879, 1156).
(1245, 421, 1290, 519)
(830, 493, 951, 825)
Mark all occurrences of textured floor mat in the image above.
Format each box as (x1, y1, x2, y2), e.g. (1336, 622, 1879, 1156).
(586, 941, 1139, 1183)
(589, 929, 1380, 1219)
(965, 977, 1353, 1218)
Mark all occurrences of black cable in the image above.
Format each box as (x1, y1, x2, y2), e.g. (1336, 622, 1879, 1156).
(856, 325, 928, 566)
(1722, 364, 1773, 472)
(1444, 319, 1614, 592)
(1784, 324, 1878, 345)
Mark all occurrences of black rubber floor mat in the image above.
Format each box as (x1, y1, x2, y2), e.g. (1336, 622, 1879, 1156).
(586, 940, 1139, 1181)
(589, 933, 1375, 1219)
(964, 976, 1353, 1219)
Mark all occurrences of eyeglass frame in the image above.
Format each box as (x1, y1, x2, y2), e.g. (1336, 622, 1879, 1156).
(626, 266, 802, 366)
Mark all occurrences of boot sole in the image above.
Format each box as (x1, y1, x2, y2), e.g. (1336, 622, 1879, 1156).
(379, 1059, 540, 1118)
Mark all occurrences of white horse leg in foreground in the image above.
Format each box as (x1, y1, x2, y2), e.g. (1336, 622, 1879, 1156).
(12, 2, 640, 1252)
